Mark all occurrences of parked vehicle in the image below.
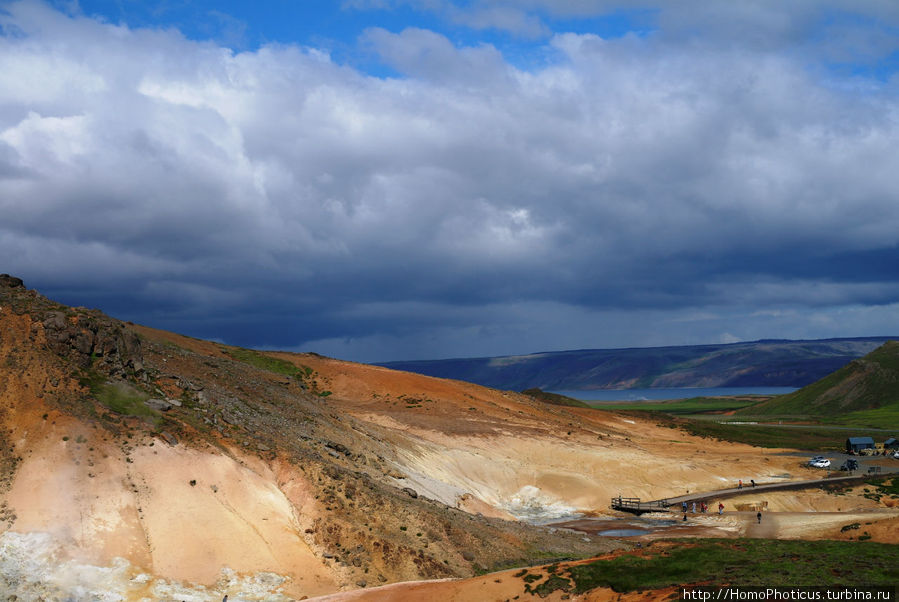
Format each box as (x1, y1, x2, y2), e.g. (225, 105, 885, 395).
(840, 458, 859, 471)
(808, 458, 831, 468)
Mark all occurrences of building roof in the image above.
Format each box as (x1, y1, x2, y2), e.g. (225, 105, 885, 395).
(847, 436, 875, 445)
(884, 437, 897, 446)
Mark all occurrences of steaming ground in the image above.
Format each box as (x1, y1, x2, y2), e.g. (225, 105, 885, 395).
(0, 412, 337, 599)
(0, 531, 293, 601)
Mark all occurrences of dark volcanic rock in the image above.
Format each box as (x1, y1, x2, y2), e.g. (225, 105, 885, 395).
(41, 310, 144, 376)
(43, 312, 66, 331)
(0, 274, 24, 288)
(325, 441, 351, 456)
(72, 331, 94, 355)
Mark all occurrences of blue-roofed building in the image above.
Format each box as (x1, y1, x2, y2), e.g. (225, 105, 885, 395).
(884, 437, 898, 449)
(846, 437, 875, 453)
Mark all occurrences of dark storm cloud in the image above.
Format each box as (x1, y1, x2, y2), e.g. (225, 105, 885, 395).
(3, 0, 899, 361)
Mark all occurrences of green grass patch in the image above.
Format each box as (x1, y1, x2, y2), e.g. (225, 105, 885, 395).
(637, 411, 886, 449)
(677, 419, 884, 450)
(81, 372, 159, 422)
(861, 478, 899, 502)
(831, 405, 899, 429)
(226, 347, 301, 377)
(532, 575, 572, 597)
(876, 478, 899, 496)
(96, 382, 154, 417)
(225, 347, 324, 391)
(562, 539, 898, 593)
(594, 396, 759, 415)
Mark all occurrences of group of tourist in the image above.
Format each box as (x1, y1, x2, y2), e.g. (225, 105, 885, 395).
(681, 500, 725, 515)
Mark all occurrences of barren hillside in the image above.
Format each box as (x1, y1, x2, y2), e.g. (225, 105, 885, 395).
(0, 275, 846, 599)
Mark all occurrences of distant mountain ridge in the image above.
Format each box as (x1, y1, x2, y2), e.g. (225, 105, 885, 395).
(378, 337, 898, 391)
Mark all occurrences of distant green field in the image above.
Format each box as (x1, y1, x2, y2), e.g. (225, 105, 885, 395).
(834, 405, 899, 428)
(591, 387, 899, 447)
(606, 409, 886, 449)
(718, 407, 899, 430)
(591, 396, 759, 415)
(675, 420, 888, 450)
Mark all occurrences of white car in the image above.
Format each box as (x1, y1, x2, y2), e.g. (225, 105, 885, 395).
(892, 450, 899, 459)
(808, 458, 831, 468)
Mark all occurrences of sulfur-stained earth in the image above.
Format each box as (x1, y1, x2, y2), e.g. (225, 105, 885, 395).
(0, 276, 896, 600)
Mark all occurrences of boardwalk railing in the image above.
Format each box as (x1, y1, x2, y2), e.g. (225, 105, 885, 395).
(610, 497, 670, 514)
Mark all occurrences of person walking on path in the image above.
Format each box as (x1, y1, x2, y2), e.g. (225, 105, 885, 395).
(751, 479, 756, 488)
(738, 479, 743, 489)
(718, 502, 724, 515)
(757, 511, 762, 524)
(692, 501, 697, 513)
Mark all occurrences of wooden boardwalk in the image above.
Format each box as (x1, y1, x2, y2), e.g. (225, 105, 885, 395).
(611, 468, 899, 515)
(610, 496, 671, 514)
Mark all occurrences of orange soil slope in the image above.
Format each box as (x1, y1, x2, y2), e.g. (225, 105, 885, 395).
(0, 306, 338, 598)
(272, 352, 830, 519)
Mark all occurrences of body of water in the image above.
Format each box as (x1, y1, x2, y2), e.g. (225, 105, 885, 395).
(549, 386, 797, 402)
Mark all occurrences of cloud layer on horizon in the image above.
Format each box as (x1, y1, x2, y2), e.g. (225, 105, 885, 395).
(2, 0, 899, 362)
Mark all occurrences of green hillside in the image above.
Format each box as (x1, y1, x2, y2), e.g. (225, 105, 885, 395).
(740, 341, 899, 427)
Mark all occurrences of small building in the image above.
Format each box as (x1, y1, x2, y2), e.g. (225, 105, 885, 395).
(884, 437, 898, 449)
(846, 437, 875, 453)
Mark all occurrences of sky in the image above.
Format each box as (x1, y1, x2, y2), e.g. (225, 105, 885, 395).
(2, 0, 899, 363)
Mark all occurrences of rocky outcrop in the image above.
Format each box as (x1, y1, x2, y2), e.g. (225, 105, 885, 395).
(0, 274, 24, 288)
(41, 310, 144, 377)
(0, 275, 144, 379)
(145, 398, 173, 412)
